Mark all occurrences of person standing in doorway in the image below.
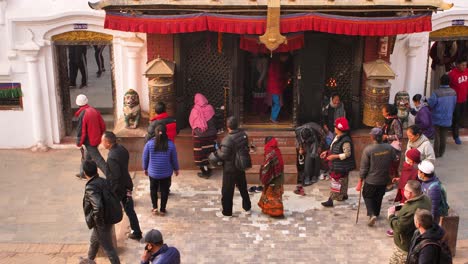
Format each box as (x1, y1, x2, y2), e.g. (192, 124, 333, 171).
(266, 54, 289, 123)
(75, 94, 107, 179)
(69, 45, 88, 88)
(213, 116, 252, 217)
(320, 117, 355, 207)
(448, 58, 468, 145)
(189, 93, 218, 178)
(146, 102, 178, 142)
(101, 131, 142, 241)
(93, 45, 106, 77)
(81, 160, 121, 264)
(428, 74, 457, 157)
(356, 128, 396, 227)
(322, 93, 346, 134)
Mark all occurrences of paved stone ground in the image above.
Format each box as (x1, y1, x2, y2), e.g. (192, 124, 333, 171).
(0, 141, 467, 263)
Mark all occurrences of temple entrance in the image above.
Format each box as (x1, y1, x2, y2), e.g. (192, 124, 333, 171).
(52, 31, 115, 141)
(242, 53, 296, 128)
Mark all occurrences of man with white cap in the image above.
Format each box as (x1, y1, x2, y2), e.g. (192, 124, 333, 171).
(140, 229, 180, 264)
(75, 94, 107, 179)
(418, 160, 447, 224)
(356, 127, 396, 227)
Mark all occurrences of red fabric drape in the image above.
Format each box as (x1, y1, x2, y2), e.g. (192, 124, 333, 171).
(240, 33, 304, 53)
(104, 13, 207, 34)
(104, 12, 432, 36)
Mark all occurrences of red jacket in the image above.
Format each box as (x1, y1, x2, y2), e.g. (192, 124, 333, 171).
(149, 112, 177, 141)
(394, 162, 418, 203)
(75, 105, 106, 147)
(266, 60, 288, 95)
(448, 68, 468, 103)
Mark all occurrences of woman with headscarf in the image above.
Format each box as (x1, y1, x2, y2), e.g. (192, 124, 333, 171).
(189, 93, 218, 178)
(409, 94, 435, 142)
(258, 136, 284, 217)
(142, 124, 179, 216)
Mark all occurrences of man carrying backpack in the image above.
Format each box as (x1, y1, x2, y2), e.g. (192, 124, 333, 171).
(417, 161, 449, 224)
(81, 160, 121, 264)
(407, 208, 452, 264)
(213, 116, 252, 217)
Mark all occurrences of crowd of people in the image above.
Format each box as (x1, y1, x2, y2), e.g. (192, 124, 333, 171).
(71, 57, 467, 263)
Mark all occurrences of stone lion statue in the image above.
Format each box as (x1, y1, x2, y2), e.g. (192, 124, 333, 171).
(123, 89, 141, 129)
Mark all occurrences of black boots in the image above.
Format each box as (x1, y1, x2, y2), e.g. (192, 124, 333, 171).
(197, 166, 212, 178)
(321, 197, 334, 207)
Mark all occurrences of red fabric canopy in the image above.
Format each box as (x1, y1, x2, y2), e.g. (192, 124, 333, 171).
(240, 33, 304, 53)
(105, 12, 432, 36)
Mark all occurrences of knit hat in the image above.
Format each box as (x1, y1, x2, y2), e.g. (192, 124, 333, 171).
(334, 117, 350, 131)
(76, 94, 88, 106)
(418, 160, 434, 174)
(144, 229, 163, 244)
(406, 148, 421, 163)
(369, 127, 383, 136)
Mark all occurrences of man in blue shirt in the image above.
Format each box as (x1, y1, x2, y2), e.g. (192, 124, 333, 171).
(428, 74, 457, 157)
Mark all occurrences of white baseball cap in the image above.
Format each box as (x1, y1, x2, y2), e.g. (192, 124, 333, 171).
(418, 160, 435, 174)
(76, 94, 88, 106)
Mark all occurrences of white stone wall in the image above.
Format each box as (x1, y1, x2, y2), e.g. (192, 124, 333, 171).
(0, 0, 148, 149)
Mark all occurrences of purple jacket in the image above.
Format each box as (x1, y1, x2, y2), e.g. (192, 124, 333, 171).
(412, 106, 435, 139)
(421, 176, 441, 221)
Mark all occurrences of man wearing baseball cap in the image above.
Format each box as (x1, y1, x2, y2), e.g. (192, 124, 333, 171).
(75, 94, 107, 179)
(140, 229, 180, 264)
(356, 127, 396, 227)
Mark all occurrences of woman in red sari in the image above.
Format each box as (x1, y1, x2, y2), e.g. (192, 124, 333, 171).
(258, 136, 284, 217)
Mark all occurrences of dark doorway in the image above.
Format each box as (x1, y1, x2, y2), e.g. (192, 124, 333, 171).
(242, 52, 295, 128)
(298, 32, 363, 128)
(54, 42, 115, 141)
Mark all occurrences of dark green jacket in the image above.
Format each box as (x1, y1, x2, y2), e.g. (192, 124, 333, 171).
(389, 194, 432, 252)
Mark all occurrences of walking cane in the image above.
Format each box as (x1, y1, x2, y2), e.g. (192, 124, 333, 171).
(356, 180, 363, 224)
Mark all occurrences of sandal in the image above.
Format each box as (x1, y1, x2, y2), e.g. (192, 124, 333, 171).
(159, 210, 166, 216)
(151, 209, 159, 215)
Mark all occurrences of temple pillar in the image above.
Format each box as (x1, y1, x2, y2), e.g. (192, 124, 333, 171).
(123, 37, 145, 98)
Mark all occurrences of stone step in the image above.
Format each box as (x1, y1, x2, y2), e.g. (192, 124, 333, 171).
(246, 165, 297, 184)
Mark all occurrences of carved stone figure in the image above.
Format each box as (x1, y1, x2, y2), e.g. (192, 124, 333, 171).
(123, 89, 141, 129)
(394, 91, 410, 129)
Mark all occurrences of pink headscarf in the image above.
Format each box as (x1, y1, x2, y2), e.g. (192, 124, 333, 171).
(189, 93, 215, 132)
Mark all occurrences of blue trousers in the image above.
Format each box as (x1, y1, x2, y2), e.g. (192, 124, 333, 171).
(271, 94, 281, 121)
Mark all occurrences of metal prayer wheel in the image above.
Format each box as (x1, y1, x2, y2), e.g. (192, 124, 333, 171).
(362, 59, 396, 127)
(363, 79, 390, 126)
(144, 57, 176, 120)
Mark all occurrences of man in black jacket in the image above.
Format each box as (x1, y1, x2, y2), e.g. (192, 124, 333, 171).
(82, 160, 121, 264)
(101, 131, 142, 240)
(214, 116, 252, 217)
(407, 208, 449, 264)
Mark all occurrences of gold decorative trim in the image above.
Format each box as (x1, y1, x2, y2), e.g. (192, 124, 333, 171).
(259, 0, 286, 52)
(430, 26, 468, 41)
(52, 31, 113, 44)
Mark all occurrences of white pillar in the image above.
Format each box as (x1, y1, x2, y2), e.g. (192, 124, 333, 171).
(0, 1, 6, 25)
(24, 50, 48, 151)
(404, 34, 426, 96)
(123, 37, 144, 96)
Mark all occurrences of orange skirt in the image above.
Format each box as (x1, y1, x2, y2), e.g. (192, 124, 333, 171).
(258, 184, 284, 217)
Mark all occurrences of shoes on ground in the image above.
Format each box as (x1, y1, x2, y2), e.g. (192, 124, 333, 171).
(342, 195, 348, 201)
(244, 210, 252, 216)
(270, 118, 279, 124)
(455, 137, 462, 145)
(368, 215, 377, 227)
(294, 186, 305, 196)
(216, 211, 232, 218)
(79, 84, 87, 89)
(197, 172, 210, 179)
(386, 229, 394, 237)
(128, 232, 142, 241)
(75, 173, 86, 180)
(321, 198, 333, 207)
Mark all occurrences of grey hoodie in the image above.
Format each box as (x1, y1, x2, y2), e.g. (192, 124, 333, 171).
(406, 134, 435, 164)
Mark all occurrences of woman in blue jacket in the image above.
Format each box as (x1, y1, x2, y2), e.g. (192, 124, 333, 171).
(143, 124, 179, 216)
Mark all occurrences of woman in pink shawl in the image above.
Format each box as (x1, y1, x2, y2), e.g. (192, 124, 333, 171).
(189, 93, 218, 178)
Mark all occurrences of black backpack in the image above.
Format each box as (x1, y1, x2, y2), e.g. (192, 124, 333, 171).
(102, 185, 123, 225)
(408, 239, 452, 264)
(234, 132, 252, 171)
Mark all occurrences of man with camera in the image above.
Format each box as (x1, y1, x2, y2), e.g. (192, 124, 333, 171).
(387, 180, 432, 264)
